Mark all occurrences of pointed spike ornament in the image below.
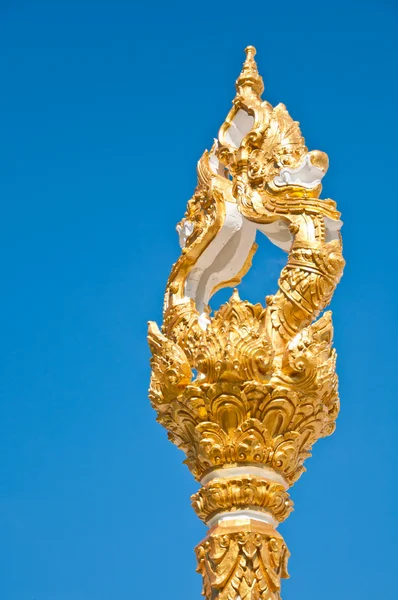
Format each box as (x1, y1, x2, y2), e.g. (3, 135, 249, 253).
(231, 287, 241, 301)
(148, 46, 344, 600)
(236, 45, 264, 96)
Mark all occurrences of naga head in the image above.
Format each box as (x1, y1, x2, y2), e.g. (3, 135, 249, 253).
(149, 44, 344, 489)
(164, 46, 343, 330)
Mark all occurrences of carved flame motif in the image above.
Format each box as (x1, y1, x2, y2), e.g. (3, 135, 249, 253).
(148, 46, 344, 600)
(192, 476, 293, 524)
(196, 521, 290, 600)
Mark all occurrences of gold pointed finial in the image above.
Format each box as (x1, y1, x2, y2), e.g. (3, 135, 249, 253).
(236, 46, 264, 96)
(231, 288, 241, 302)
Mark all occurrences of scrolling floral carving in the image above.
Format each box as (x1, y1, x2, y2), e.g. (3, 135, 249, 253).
(148, 46, 344, 599)
(191, 476, 293, 524)
(196, 520, 290, 600)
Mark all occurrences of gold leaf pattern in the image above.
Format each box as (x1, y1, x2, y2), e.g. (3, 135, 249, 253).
(147, 46, 345, 600)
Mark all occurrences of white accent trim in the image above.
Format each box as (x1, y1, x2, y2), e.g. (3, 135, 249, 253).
(177, 220, 194, 248)
(184, 202, 257, 317)
(324, 216, 343, 242)
(207, 509, 278, 529)
(257, 219, 292, 252)
(201, 465, 289, 490)
(208, 140, 225, 177)
(225, 109, 255, 148)
(273, 153, 325, 189)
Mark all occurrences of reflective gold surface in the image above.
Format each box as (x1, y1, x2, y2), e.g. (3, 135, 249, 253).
(149, 293, 341, 486)
(196, 518, 290, 600)
(148, 46, 344, 599)
(192, 475, 293, 524)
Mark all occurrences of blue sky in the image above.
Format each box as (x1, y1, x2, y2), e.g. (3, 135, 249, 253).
(0, 1, 397, 599)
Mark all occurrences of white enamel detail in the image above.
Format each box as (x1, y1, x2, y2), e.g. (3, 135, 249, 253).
(324, 216, 343, 242)
(273, 153, 325, 189)
(197, 312, 211, 331)
(257, 220, 293, 252)
(177, 220, 194, 248)
(201, 465, 289, 490)
(225, 109, 254, 148)
(207, 509, 279, 529)
(208, 140, 225, 177)
(257, 216, 343, 253)
(184, 201, 257, 321)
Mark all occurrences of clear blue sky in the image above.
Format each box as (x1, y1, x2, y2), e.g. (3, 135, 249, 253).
(0, 1, 397, 599)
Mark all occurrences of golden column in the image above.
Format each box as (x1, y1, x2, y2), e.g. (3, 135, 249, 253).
(148, 47, 344, 599)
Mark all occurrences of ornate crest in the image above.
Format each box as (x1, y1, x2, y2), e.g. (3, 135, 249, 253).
(148, 47, 344, 599)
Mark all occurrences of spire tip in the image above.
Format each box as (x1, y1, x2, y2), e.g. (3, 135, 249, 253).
(236, 45, 264, 96)
(245, 46, 257, 57)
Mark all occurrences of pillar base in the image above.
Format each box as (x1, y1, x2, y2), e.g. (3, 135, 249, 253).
(195, 517, 290, 600)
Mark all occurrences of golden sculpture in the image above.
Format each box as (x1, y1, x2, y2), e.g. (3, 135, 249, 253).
(148, 46, 344, 599)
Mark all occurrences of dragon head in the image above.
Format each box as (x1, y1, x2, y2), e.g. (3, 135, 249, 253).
(164, 47, 342, 330)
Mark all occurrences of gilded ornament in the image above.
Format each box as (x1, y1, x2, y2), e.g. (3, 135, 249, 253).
(148, 45, 344, 599)
(196, 519, 290, 600)
(191, 475, 293, 524)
